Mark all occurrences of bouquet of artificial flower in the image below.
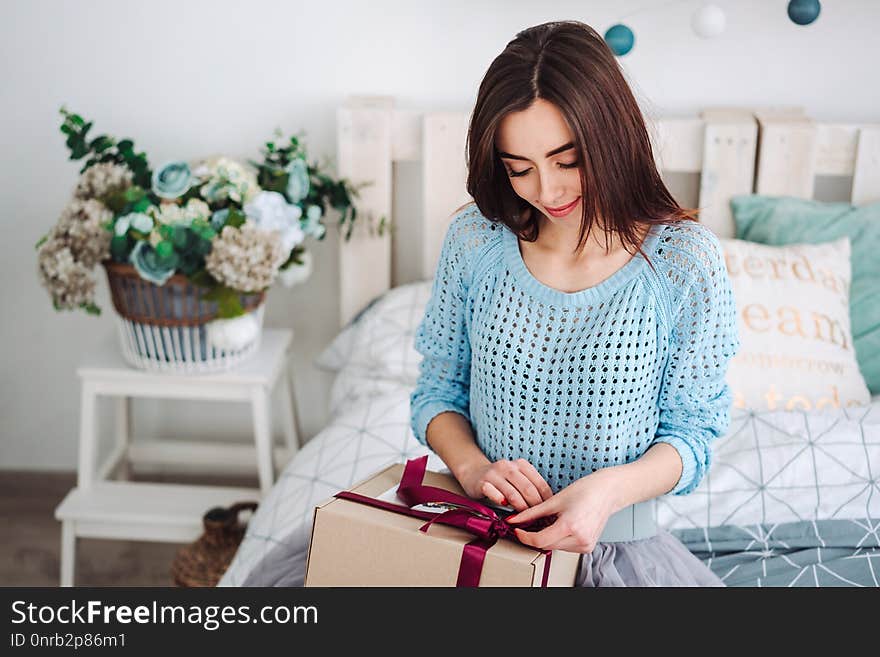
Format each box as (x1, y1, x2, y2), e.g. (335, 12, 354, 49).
(37, 108, 364, 320)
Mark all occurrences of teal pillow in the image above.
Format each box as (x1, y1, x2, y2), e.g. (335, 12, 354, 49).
(730, 195, 880, 394)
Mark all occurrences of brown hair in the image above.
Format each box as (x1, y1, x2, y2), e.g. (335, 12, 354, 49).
(465, 20, 697, 256)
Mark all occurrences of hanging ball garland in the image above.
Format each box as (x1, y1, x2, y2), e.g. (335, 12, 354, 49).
(788, 0, 821, 26)
(692, 4, 726, 39)
(605, 1, 820, 57)
(604, 23, 635, 56)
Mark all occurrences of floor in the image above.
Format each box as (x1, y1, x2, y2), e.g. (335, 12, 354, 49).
(1, 469, 258, 587)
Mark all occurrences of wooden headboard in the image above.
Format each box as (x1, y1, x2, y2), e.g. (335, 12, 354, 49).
(335, 96, 880, 329)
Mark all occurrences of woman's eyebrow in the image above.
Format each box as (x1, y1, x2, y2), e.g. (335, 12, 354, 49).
(497, 142, 575, 161)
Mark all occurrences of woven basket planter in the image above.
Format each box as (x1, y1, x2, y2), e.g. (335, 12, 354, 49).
(102, 261, 265, 374)
(171, 501, 258, 587)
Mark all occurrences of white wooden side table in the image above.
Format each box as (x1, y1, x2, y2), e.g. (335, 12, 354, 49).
(54, 328, 300, 586)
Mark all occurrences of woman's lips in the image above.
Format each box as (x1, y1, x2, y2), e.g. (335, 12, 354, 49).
(544, 197, 580, 217)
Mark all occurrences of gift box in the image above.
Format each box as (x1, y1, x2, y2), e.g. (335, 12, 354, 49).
(304, 456, 582, 587)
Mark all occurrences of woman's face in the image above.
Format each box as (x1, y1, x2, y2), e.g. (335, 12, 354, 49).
(496, 98, 583, 225)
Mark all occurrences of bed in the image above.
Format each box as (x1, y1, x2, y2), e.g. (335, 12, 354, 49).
(219, 98, 880, 587)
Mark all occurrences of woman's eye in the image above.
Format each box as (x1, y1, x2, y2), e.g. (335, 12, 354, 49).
(507, 160, 578, 178)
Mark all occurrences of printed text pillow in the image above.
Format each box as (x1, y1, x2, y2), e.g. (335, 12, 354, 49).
(721, 237, 870, 411)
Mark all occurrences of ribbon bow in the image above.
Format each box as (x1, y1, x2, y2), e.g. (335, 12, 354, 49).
(335, 455, 553, 587)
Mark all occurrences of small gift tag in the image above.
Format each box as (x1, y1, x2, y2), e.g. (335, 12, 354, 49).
(375, 484, 515, 516)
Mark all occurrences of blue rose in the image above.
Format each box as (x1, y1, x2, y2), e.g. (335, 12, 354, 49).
(152, 161, 192, 200)
(210, 209, 230, 230)
(129, 241, 176, 286)
(285, 159, 310, 203)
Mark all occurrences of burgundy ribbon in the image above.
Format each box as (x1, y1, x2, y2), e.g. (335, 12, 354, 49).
(334, 455, 555, 587)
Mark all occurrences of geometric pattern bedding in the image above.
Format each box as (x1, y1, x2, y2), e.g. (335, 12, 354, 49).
(675, 518, 880, 586)
(657, 403, 880, 529)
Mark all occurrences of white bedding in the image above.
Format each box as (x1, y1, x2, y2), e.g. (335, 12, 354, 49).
(219, 281, 880, 587)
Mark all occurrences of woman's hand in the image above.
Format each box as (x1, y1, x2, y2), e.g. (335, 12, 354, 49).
(456, 458, 553, 511)
(505, 469, 623, 553)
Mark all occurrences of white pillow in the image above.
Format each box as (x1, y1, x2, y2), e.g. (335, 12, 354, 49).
(721, 237, 870, 412)
(314, 280, 431, 383)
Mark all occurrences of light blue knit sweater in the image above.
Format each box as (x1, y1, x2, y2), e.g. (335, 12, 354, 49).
(410, 204, 739, 495)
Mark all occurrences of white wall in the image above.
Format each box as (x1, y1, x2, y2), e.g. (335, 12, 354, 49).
(2, 0, 878, 470)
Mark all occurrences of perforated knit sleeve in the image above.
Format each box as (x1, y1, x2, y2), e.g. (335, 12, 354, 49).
(409, 210, 481, 447)
(653, 223, 739, 495)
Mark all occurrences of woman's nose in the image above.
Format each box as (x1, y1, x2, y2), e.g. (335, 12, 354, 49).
(539, 172, 568, 207)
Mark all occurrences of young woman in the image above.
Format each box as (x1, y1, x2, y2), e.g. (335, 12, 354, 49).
(410, 20, 739, 586)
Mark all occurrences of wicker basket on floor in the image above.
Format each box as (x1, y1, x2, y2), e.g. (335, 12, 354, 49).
(102, 260, 265, 374)
(171, 501, 258, 587)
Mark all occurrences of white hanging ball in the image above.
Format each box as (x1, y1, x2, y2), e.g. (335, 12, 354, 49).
(692, 4, 726, 39)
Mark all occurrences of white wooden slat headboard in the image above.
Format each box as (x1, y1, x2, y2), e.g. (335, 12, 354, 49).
(335, 95, 879, 331)
(754, 109, 880, 205)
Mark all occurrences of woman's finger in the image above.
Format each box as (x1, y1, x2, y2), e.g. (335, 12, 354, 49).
(542, 536, 591, 553)
(513, 519, 569, 551)
(480, 481, 507, 506)
(506, 468, 544, 507)
(505, 496, 555, 525)
(487, 474, 529, 511)
(515, 459, 554, 501)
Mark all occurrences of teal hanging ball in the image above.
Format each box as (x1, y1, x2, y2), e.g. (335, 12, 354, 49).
(604, 24, 634, 56)
(788, 0, 821, 26)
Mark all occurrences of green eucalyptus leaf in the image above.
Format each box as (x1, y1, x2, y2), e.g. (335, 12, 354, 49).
(132, 198, 151, 213)
(217, 295, 245, 319)
(80, 301, 102, 315)
(89, 135, 114, 153)
(177, 255, 196, 276)
(104, 190, 127, 213)
(124, 186, 144, 202)
(194, 238, 212, 256)
(155, 240, 174, 260)
(201, 285, 244, 318)
(110, 235, 129, 259)
(226, 209, 246, 229)
(171, 225, 190, 249)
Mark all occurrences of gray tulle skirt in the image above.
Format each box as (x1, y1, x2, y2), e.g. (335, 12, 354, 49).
(237, 526, 723, 587)
(575, 530, 724, 587)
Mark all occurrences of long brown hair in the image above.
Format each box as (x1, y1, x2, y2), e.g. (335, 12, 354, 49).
(466, 20, 697, 256)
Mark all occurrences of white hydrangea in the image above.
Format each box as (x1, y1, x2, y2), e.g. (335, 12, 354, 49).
(36, 239, 97, 309)
(244, 191, 305, 254)
(74, 162, 133, 201)
(54, 198, 113, 267)
(204, 221, 287, 292)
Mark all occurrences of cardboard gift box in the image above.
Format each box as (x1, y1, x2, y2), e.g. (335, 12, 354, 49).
(304, 458, 582, 587)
